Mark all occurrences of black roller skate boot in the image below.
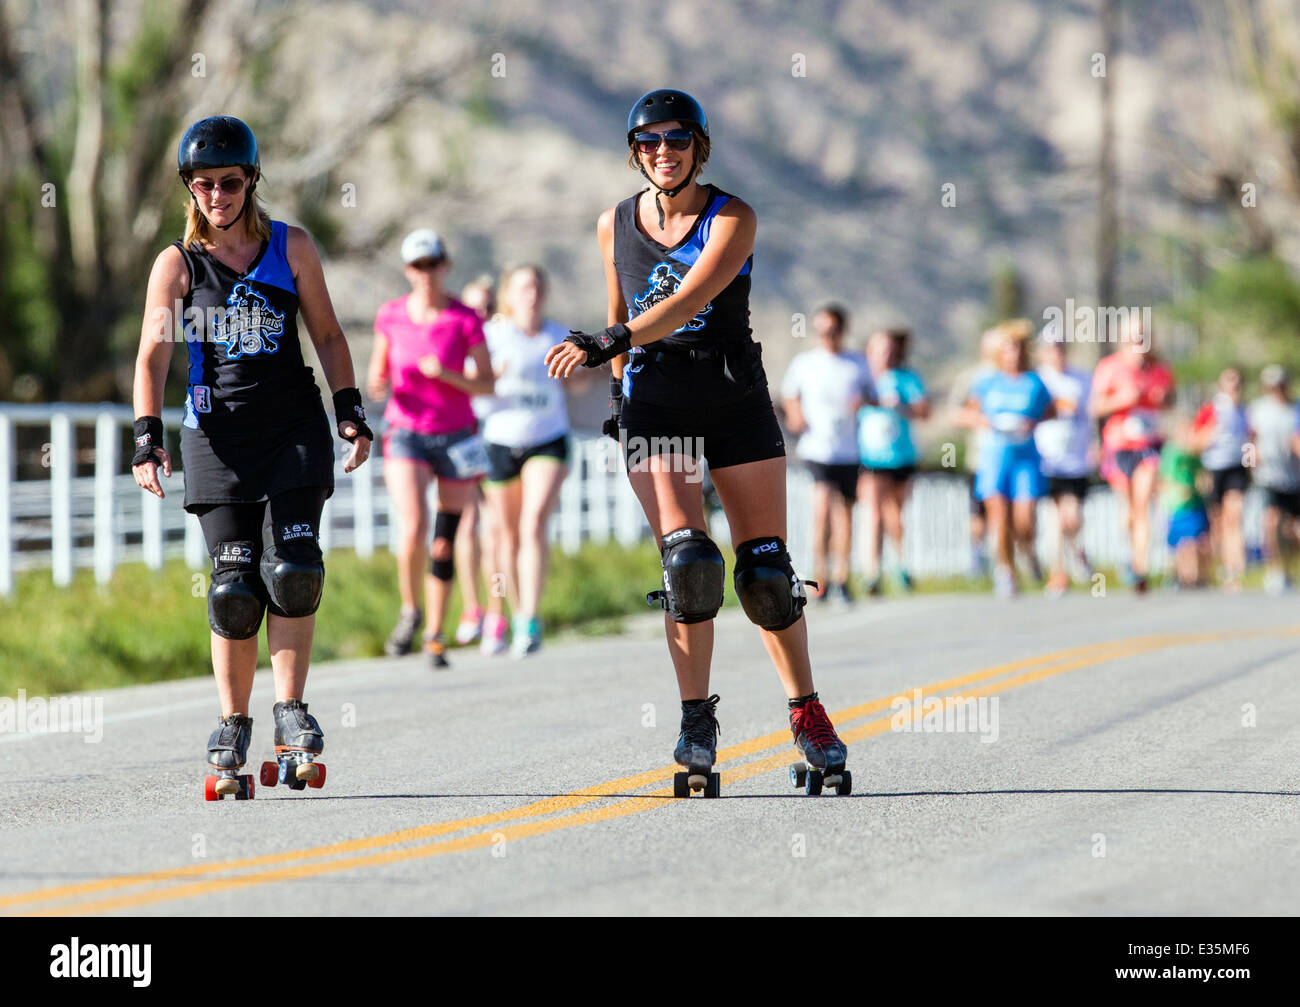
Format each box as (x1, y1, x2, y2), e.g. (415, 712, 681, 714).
(673, 694, 721, 798)
(205, 714, 255, 801)
(259, 699, 327, 792)
(788, 694, 851, 795)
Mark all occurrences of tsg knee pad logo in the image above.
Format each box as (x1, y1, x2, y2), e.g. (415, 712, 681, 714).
(213, 283, 285, 359)
(634, 263, 712, 333)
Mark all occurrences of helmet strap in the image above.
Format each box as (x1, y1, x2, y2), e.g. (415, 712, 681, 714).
(638, 167, 692, 229)
(215, 176, 257, 232)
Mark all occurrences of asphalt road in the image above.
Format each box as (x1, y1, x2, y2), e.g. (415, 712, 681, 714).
(2, 589, 1297, 916)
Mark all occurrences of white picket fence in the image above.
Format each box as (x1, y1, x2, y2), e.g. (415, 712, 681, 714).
(0, 404, 1266, 598)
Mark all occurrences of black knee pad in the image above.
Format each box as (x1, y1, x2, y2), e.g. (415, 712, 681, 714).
(649, 528, 725, 624)
(430, 510, 461, 582)
(733, 536, 808, 631)
(261, 521, 324, 617)
(209, 540, 266, 639)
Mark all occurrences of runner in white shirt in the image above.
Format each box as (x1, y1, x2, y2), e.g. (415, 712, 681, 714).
(1247, 365, 1300, 594)
(1035, 331, 1094, 596)
(480, 264, 592, 657)
(780, 305, 872, 605)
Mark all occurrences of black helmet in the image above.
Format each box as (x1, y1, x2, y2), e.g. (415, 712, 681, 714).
(177, 115, 259, 175)
(626, 89, 708, 144)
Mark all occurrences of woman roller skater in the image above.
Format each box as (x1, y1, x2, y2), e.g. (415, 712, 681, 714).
(546, 89, 851, 797)
(131, 116, 372, 799)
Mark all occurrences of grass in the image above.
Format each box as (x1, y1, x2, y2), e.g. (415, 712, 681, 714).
(0, 540, 662, 697)
(2, 545, 1287, 697)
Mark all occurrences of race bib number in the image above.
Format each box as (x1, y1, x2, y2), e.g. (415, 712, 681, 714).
(1035, 419, 1072, 460)
(992, 412, 1031, 445)
(446, 435, 490, 478)
(1123, 409, 1158, 442)
(860, 410, 900, 453)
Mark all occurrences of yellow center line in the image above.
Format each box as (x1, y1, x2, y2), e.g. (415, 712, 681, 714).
(1, 635, 1127, 912)
(20, 624, 1298, 916)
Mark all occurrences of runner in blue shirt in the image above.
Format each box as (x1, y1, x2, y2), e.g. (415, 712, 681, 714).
(963, 321, 1056, 598)
(857, 328, 929, 594)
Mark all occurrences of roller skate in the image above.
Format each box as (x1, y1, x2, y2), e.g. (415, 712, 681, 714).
(673, 694, 721, 798)
(258, 699, 326, 792)
(204, 713, 255, 801)
(788, 695, 852, 796)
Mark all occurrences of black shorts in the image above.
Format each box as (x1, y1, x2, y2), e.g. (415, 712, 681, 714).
(620, 384, 786, 471)
(382, 424, 489, 481)
(863, 464, 916, 485)
(181, 409, 335, 512)
(1207, 465, 1251, 506)
(1110, 446, 1161, 482)
(485, 435, 569, 483)
(1264, 487, 1300, 518)
(1048, 475, 1091, 501)
(192, 486, 330, 619)
(806, 461, 859, 502)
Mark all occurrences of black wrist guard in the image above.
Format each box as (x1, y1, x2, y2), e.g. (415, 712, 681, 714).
(132, 416, 165, 466)
(601, 375, 624, 440)
(565, 324, 632, 368)
(332, 388, 373, 442)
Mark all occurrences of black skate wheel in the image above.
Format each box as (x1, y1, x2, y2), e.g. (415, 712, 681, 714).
(704, 772, 721, 799)
(789, 763, 807, 789)
(804, 770, 824, 796)
(259, 762, 278, 788)
(289, 777, 307, 791)
(835, 770, 852, 796)
(235, 775, 255, 800)
(673, 772, 689, 799)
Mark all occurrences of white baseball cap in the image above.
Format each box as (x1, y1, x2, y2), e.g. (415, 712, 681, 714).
(401, 229, 446, 264)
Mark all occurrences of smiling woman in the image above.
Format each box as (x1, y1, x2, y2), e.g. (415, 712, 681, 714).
(543, 89, 853, 800)
(129, 114, 374, 803)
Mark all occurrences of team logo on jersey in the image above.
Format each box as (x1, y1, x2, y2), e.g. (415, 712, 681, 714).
(212, 283, 285, 359)
(633, 263, 712, 332)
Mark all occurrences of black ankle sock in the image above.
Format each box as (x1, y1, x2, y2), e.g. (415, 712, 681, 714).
(682, 698, 708, 710)
(788, 691, 818, 710)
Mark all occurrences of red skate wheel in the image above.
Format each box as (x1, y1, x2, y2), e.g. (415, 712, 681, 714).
(204, 775, 220, 802)
(259, 762, 278, 788)
(307, 763, 326, 789)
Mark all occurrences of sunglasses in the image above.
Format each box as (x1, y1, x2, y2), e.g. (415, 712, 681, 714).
(189, 176, 248, 195)
(632, 129, 694, 154)
(407, 258, 445, 271)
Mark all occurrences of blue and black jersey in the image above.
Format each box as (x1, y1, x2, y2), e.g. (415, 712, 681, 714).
(173, 220, 323, 434)
(615, 185, 763, 406)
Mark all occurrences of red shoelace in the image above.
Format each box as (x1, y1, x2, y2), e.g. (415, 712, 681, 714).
(793, 700, 839, 747)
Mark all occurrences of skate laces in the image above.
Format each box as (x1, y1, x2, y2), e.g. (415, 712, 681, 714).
(682, 694, 721, 746)
(794, 701, 838, 748)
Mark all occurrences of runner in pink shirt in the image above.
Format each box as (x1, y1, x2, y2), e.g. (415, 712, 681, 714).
(366, 229, 494, 668)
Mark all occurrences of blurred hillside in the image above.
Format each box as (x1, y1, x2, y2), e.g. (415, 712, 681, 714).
(4, 0, 1299, 423)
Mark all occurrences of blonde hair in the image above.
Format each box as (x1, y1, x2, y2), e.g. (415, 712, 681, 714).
(497, 263, 547, 321)
(996, 319, 1033, 372)
(181, 168, 272, 248)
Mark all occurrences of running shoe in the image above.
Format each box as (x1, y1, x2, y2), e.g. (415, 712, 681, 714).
(480, 613, 509, 656)
(511, 615, 542, 659)
(455, 606, 485, 645)
(993, 565, 1017, 600)
(384, 607, 423, 657)
(1045, 572, 1069, 598)
(423, 631, 450, 669)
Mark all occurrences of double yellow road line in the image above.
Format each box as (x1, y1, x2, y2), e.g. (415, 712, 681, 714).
(5, 626, 1296, 916)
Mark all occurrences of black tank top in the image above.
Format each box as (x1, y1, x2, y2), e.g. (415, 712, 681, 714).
(614, 184, 758, 406)
(173, 220, 323, 434)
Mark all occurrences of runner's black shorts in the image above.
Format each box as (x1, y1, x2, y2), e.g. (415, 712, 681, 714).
(485, 434, 569, 484)
(1048, 475, 1091, 501)
(806, 460, 859, 502)
(620, 384, 786, 471)
(863, 464, 916, 485)
(181, 409, 335, 512)
(1207, 465, 1251, 506)
(1264, 487, 1300, 518)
